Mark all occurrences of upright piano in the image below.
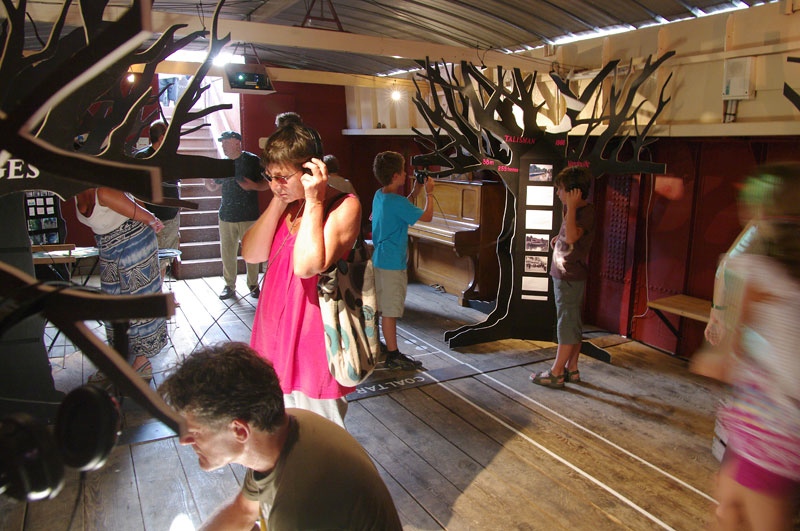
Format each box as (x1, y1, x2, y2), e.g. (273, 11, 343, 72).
(408, 178, 505, 306)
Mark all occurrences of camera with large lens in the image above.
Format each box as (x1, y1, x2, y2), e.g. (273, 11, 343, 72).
(413, 169, 427, 184)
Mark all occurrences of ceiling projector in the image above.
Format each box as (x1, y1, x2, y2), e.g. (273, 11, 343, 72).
(223, 63, 276, 95)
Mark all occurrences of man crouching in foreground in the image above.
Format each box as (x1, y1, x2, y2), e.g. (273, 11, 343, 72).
(159, 342, 402, 530)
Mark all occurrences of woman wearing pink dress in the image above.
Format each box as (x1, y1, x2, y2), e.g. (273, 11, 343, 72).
(242, 123, 360, 427)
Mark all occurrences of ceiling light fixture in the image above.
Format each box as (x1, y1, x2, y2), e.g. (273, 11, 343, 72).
(390, 80, 401, 102)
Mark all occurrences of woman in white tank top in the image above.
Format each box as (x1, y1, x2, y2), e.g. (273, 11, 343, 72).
(75, 187, 167, 387)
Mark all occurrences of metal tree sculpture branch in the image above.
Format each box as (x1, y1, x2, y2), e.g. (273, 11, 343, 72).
(412, 52, 674, 179)
(568, 52, 674, 175)
(0, 263, 185, 436)
(55, 25, 207, 157)
(412, 61, 490, 175)
(135, 2, 236, 182)
(1, 0, 238, 200)
(1, 0, 158, 199)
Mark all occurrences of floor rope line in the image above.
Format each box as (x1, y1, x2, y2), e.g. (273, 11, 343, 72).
(443, 382, 676, 530)
(391, 332, 675, 529)
(397, 324, 718, 507)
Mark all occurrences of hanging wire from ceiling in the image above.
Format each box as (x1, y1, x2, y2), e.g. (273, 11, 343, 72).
(476, 43, 488, 69)
(195, 1, 207, 31)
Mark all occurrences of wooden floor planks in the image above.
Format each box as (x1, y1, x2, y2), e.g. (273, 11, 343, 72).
(419, 379, 664, 530)
(83, 446, 141, 531)
(2, 276, 732, 530)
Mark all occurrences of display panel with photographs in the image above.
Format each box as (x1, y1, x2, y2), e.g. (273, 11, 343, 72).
(528, 163, 553, 182)
(24, 191, 63, 247)
(525, 233, 549, 252)
(524, 255, 548, 273)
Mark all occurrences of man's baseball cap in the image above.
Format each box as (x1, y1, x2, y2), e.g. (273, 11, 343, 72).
(218, 131, 242, 141)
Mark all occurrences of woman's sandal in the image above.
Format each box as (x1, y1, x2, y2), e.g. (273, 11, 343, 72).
(88, 360, 153, 389)
(529, 370, 565, 388)
(565, 369, 581, 383)
(134, 361, 153, 381)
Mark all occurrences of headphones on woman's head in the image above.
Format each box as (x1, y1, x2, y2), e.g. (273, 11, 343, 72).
(0, 384, 121, 502)
(304, 126, 324, 159)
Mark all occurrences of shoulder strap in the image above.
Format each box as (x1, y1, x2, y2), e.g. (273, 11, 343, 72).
(322, 192, 368, 260)
(323, 192, 348, 219)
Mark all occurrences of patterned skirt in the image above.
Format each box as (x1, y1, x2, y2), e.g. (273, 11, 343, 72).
(95, 219, 167, 359)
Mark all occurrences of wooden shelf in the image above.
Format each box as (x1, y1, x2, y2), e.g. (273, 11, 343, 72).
(342, 128, 430, 136)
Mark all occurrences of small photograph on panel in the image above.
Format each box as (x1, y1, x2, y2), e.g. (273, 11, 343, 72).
(525, 210, 552, 231)
(524, 255, 548, 273)
(521, 276, 549, 292)
(521, 294, 548, 301)
(41, 217, 59, 230)
(528, 163, 553, 182)
(526, 185, 555, 206)
(525, 233, 549, 252)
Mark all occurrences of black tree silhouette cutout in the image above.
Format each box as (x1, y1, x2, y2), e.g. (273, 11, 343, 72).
(0, 0, 237, 201)
(0, 0, 246, 435)
(784, 57, 800, 112)
(410, 53, 674, 346)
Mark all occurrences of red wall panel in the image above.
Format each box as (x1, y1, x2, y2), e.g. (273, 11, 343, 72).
(585, 173, 635, 334)
(629, 140, 697, 353)
(594, 137, 800, 358)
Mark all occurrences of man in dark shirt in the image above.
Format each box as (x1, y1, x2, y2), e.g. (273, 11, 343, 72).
(205, 131, 269, 300)
(158, 342, 402, 531)
(134, 120, 181, 281)
(322, 154, 356, 195)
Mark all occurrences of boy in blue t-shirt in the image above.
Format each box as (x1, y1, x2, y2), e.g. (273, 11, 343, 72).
(371, 151, 434, 370)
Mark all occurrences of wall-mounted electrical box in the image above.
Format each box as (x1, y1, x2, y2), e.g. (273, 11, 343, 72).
(722, 57, 755, 100)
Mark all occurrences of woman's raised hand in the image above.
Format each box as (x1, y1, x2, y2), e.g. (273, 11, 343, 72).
(300, 157, 329, 203)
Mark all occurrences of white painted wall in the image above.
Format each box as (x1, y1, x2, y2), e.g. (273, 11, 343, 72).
(345, 3, 800, 137)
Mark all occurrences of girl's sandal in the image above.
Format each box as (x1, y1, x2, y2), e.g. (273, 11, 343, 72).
(530, 370, 565, 388)
(566, 369, 581, 383)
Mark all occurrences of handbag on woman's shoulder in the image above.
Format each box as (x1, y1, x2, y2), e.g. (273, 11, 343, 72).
(317, 195, 380, 387)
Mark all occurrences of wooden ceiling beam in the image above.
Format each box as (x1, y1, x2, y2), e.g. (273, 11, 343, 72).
(131, 61, 422, 91)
